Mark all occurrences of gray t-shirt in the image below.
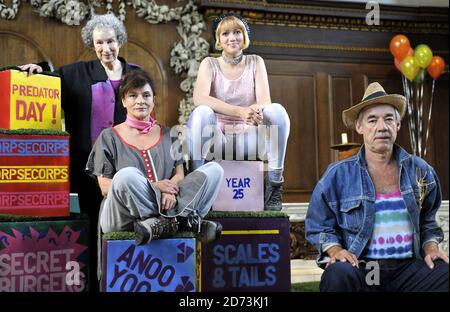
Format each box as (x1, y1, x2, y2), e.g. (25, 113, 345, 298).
(85, 126, 183, 181)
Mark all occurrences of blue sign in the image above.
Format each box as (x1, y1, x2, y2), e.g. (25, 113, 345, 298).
(0, 138, 69, 156)
(103, 239, 196, 292)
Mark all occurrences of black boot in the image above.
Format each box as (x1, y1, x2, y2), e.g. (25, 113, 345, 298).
(134, 216, 178, 245)
(179, 217, 222, 243)
(264, 176, 284, 211)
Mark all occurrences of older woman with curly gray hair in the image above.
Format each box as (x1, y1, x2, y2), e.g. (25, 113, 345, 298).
(19, 13, 140, 291)
(81, 14, 128, 49)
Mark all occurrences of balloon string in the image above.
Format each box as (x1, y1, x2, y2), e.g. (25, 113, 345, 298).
(423, 79, 435, 158)
(418, 80, 424, 157)
(403, 76, 416, 156)
(402, 76, 411, 154)
(410, 80, 417, 156)
(414, 80, 420, 156)
(412, 80, 418, 156)
(401, 76, 410, 151)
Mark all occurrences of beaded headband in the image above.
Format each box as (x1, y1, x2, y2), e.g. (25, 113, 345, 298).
(212, 12, 251, 40)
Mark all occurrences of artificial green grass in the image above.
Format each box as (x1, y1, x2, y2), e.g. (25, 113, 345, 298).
(206, 211, 287, 218)
(0, 213, 88, 222)
(102, 231, 135, 240)
(0, 128, 69, 136)
(103, 231, 195, 241)
(291, 281, 320, 292)
(102, 211, 287, 240)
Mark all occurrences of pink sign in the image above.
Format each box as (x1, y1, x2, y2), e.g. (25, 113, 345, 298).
(213, 160, 264, 211)
(0, 222, 88, 292)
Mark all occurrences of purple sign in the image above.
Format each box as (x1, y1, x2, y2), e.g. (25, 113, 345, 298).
(0, 220, 89, 292)
(102, 238, 196, 292)
(200, 217, 291, 292)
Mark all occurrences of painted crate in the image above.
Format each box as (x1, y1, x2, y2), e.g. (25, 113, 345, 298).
(102, 238, 197, 292)
(0, 69, 61, 130)
(199, 217, 291, 292)
(69, 193, 80, 214)
(0, 218, 89, 292)
(213, 160, 264, 211)
(0, 133, 70, 217)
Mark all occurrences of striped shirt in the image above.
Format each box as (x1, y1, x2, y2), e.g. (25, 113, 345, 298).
(364, 189, 414, 259)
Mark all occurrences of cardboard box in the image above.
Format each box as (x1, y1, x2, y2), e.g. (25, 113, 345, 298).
(0, 133, 70, 216)
(102, 238, 197, 292)
(213, 160, 264, 211)
(0, 69, 61, 130)
(0, 218, 89, 292)
(199, 216, 291, 292)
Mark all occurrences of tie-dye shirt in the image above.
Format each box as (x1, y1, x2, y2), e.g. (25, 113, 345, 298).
(364, 189, 414, 259)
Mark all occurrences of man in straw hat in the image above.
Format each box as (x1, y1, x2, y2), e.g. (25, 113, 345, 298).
(305, 82, 448, 292)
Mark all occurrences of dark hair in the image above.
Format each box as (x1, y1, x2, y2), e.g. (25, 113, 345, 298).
(120, 70, 156, 99)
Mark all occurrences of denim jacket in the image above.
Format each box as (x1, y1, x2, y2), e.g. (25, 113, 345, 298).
(305, 144, 444, 268)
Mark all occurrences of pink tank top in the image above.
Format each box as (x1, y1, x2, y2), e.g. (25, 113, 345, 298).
(208, 55, 257, 129)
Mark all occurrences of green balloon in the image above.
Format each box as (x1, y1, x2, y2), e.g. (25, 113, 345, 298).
(414, 44, 433, 68)
(401, 56, 420, 81)
(414, 69, 426, 85)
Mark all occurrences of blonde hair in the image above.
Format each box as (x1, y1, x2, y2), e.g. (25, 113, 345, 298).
(215, 16, 250, 51)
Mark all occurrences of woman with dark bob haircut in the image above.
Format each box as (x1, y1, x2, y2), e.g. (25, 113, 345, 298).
(86, 69, 224, 245)
(19, 13, 139, 215)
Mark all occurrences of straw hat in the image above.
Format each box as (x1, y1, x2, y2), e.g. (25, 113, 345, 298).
(342, 82, 406, 129)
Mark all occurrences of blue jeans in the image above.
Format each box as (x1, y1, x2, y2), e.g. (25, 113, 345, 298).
(320, 259, 449, 292)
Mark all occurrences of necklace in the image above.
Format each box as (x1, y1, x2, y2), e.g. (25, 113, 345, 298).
(222, 51, 244, 65)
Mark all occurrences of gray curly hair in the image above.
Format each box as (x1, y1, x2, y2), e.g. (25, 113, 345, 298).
(81, 14, 127, 48)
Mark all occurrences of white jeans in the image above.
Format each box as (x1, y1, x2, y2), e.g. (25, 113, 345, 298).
(187, 104, 290, 173)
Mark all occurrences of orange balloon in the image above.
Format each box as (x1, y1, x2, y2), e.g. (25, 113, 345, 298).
(427, 56, 446, 80)
(394, 58, 401, 71)
(390, 35, 411, 61)
(407, 47, 414, 57)
(394, 48, 413, 71)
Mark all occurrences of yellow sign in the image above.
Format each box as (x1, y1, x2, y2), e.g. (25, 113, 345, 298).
(0, 166, 68, 183)
(0, 70, 61, 130)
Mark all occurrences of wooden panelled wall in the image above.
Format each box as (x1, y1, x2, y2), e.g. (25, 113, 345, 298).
(0, 4, 184, 127)
(200, 0, 449, 202)
(265, 60, 448, 202)
(1, 1, 449, 202)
